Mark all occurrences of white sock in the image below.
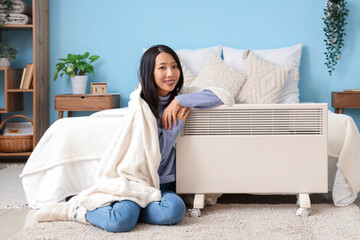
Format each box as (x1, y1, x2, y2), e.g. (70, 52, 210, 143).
(67, 201, 90, 225)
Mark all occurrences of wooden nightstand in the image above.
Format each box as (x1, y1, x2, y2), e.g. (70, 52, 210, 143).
(331, 91, 360, 114)
(55, 94, 120, 119)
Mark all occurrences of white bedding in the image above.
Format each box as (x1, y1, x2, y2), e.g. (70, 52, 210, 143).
(21, 107, 360, 209)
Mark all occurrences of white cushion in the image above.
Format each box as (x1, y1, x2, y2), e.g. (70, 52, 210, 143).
(223, 43, 302, 103)
(176, 45, 222, 76)
(238, 51, 292, 104)
(189, 54, 246, 105)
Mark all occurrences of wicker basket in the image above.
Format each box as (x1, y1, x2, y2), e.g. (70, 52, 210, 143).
(0, 114, 33, 153)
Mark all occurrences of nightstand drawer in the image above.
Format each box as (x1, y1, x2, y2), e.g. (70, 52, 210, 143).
(55, 94, 120, 111)
(331, 92, 360, 108)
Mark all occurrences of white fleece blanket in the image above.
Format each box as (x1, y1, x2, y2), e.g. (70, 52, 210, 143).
(327, 110, 360, 196)
(23, 88, 162, 210)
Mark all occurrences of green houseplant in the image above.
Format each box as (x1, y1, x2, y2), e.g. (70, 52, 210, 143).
(0, 41, 18, 68)
(323, 0, 349, 75)
(53, 52, 100, 94)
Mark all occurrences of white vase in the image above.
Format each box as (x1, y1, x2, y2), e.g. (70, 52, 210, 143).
(0, 58, 11, 68)
(71, 75, 88, 94)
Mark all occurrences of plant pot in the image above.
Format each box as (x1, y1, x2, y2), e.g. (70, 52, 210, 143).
(71, 75, 88, 94)
(0, 58, 11, 68)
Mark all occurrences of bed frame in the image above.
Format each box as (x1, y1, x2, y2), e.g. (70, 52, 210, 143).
(176, 103, 328, 217)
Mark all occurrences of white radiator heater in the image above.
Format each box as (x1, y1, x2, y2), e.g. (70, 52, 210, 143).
(176, 103, 328, 217)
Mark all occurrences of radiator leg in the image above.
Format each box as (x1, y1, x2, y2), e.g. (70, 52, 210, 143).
(190, 194, 205, 217)
(296, 194, 311, 217)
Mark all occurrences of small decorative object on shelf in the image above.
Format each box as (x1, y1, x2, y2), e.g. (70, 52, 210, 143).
(53, 52, 100, 94)
(0, 41, 18, 68)
(91, 82, 107, 94)
(323, 0, 349, 76)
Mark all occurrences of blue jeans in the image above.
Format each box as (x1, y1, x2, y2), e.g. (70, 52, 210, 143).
(85, 182, 186, 232)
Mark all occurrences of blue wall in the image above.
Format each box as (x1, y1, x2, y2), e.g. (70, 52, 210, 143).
(47, 0, 360, 126)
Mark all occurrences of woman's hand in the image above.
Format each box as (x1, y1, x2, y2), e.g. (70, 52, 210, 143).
(162, 98, 182, 130)
(177, 107, 191, 122)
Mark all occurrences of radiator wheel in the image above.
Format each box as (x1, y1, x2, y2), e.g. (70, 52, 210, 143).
(189, 208, 201, 217)
(296, 207, 311, 217)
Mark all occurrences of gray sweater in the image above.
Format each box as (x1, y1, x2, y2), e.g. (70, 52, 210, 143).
(157, 90, 223, 184)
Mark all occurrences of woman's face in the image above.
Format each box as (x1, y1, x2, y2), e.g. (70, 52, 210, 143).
(153, 52, 180, 97)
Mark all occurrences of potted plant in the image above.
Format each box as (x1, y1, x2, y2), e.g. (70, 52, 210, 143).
(323, 0, 349, 75)
(0, 42, 18, 68)
(53, 52, 100, 94)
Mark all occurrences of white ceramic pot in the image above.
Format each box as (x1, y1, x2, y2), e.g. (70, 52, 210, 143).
(0, 58, 11, 68)
(71, 75, 88, 94)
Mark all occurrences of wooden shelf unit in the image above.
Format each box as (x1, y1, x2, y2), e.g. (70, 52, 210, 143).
(0, 0, 49, 156)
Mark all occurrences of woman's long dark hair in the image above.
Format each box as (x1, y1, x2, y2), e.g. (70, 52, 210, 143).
(139, 45, 184, 118)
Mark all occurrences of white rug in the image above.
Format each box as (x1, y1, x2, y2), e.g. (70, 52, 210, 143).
(0, 164, 27, 208)
(10, 203, 360, 240)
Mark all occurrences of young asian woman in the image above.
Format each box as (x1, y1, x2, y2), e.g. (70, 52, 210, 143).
(37, 45, 223, 232)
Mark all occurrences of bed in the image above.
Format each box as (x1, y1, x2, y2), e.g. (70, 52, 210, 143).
(20, 44, 360, 216)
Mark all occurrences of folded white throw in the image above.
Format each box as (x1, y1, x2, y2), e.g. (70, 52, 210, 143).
(0, 13, 31, 24)
(0, 0, 32, 16)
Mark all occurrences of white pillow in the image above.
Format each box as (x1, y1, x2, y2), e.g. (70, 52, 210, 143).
(90, 107, 128, 118)
(143, 45, 222, 77)
(175, 45, 222, 76)
(189, 54, 246, 105)
(223, 43, 302, 104)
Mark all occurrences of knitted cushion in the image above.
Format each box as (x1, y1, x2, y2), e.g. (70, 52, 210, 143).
(190, 54, 246, 105)
(237, 50, 298, 104)
(223, 43, 303, 104)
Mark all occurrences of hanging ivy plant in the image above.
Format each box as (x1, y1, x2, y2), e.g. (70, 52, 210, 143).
(323, 0, 349, 75)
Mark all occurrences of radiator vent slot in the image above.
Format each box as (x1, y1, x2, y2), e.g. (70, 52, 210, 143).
(181, 108, 324, 136)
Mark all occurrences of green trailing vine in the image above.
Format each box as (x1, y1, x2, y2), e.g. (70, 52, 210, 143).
(323, 0, 349, 75)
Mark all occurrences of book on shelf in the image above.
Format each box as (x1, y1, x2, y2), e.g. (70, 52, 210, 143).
(343, 89, 360, 92)
(22, 63, 33, 89)
(19, 67, 27, 89)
